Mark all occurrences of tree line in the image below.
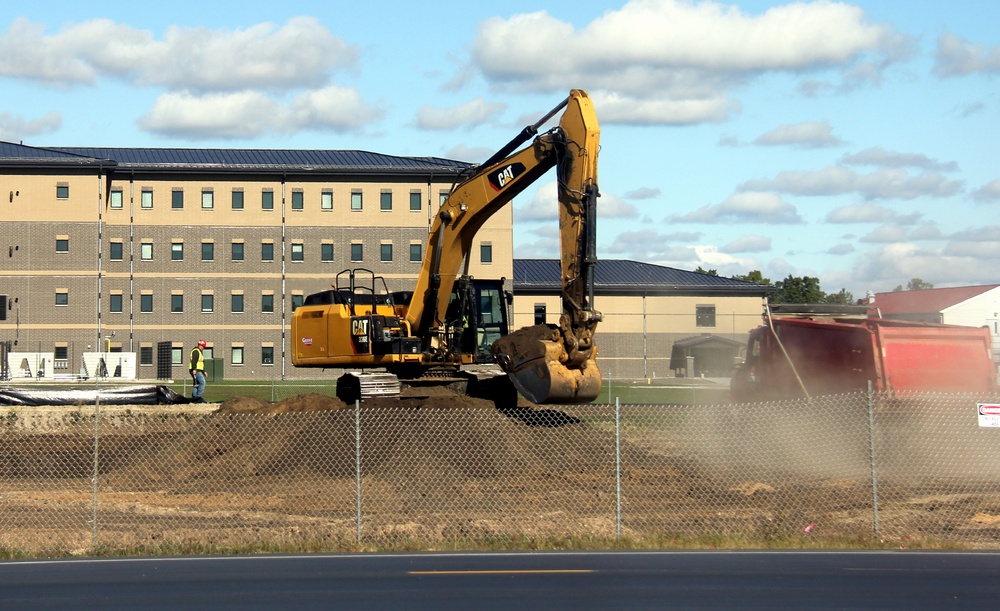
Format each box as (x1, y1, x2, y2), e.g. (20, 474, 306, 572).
(693, 267, 934, 304)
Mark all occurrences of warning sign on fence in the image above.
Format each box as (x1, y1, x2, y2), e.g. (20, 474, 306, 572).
(978, 403, 1000, 428)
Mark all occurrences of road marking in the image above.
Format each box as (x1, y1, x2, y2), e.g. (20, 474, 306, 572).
(410, 569, 594, 575)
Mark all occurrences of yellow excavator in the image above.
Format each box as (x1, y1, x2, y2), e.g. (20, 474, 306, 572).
(291, 89, 602, 404)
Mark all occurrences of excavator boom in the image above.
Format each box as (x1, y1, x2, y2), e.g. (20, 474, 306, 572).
(405, 89, 602, 403)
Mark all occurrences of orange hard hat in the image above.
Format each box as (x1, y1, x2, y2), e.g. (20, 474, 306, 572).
(197, 339, 207, 347)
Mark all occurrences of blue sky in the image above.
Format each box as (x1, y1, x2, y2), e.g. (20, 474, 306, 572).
(2, 1, 998, 297)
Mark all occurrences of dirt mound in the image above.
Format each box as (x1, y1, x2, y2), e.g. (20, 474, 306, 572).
(215, 386, 518, 416)
(104, 392, 678, 502)
(216, 393, 349, 415)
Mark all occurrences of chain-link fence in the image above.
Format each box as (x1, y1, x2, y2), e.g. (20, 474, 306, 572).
(2, 389, 1000, 554)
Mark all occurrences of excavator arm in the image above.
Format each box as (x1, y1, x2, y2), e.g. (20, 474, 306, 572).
(406, 89, 603, 403)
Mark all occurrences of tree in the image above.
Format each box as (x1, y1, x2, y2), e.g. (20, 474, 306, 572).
(823, 288, 855, 304)
(694, 266, 718, 276)
(892, 278, 934, 292)
(732, 270, 771, 285)
(771, 275, 825, 304)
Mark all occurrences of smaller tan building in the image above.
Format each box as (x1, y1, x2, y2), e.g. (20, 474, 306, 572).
(512, 259, 771, 379)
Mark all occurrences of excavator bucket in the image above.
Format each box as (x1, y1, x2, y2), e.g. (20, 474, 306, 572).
(491, 324, 602, 404)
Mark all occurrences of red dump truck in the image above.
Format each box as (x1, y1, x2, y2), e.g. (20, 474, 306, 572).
(731, 305, 997, 401)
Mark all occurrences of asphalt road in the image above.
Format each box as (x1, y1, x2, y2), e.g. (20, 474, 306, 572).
(2, 550, 999, 610)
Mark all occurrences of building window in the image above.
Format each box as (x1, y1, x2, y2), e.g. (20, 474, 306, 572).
(55, 290, 68, 306)
(201, 294, 214, 313)
(696, 305, 716, 328)
(262, 346, 274, 365)
(291, 294, 304, 311)
(291, 190, 304, 210)
(321, 191, 333, 210)
(140, 242, 153, 260)
(231, 293, 244, 313)
(534, 304, 546, 325)
(351, 191, 362, 211)
(171, 242, 184, 261)
(55, 238, 69, 253)
(380, 243, 393, 262)
(109, 294, 123, 313)
(202, 190, 214, 209)
(380, 191, 392, 211)
(439, 191, 449, 207)
(261, 294, 274, 313)
(171, 190, 183, 209)
(141, 189, 153, 209)
(110, 241, 123, 261)
(410, 191, 421, 211)
(321, 243, 334, 262)
(140, 294, 153, 313)
(110, 190, 123, 209)
(409, 243, 422, 262)
(480, 243, 493, 264)
(140, 346, 153, 366)
(171, 347, 183, 365)
(261, 242, 274, 261)
(351, 243, 363, 262)
(171, 294, 184, 313)
(56, 184, 69, 199)
(232, 190, 244, 210)
(262, 190, 274, 210)
(201, 242, 214, 261)
(291, 243, 304, 262)
(232, 346, 244, 366)
(232, 242, 244, 261)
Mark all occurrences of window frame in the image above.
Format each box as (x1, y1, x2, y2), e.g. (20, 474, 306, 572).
(695, 304, 717, 328)
(231, 189, 244, 210)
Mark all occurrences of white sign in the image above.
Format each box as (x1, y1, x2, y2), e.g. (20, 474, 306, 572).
(978, 403, 1000, 428)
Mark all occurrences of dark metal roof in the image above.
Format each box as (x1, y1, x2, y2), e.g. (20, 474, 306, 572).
(0, 141, 114, 168)
(1, 141, 471, 176)
(513, 259, 772, 296)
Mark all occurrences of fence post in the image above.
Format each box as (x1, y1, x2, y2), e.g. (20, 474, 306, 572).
(615, 397, 622, 539)
(355, 398, 362, 545)
(91, 395, 100, 548)
(867, 380, 880, 540)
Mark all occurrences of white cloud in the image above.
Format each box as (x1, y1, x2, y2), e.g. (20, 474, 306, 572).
(416, 98, 506, 131)
(840, 146, 958, 172)
(140, 86, 381, 139)
(471, 1, 910, 125)
(742, 166, 964, 200)
(752, 121, 843, 149)
(825, 202, 898, 223)
(672, 191, 803, 224)
(624, 187, 661, 200)
(0, 17, 356, 91)
(0, 111, 61, 141)
(971, 179, 1000, 203)
(0, 17, 380, 140)
(515, 181, 637, 222)
(854, 242, 999, 291)
(826, 243, 855, 255)
(720, 235, 772, 253)
(605, 229, 700, 263)
(934, 32, 1000, 77)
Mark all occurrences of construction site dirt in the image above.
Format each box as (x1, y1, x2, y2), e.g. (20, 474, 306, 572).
(2, 389, 999, 554)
